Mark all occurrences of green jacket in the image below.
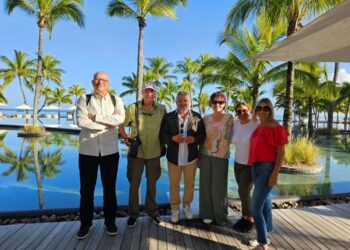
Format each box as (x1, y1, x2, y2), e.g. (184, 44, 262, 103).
(124, 101, 166, 159)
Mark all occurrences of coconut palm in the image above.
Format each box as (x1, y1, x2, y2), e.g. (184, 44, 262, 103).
(5, 0, 85, 128)
(337, 82, 350, 130)
(193, 92, 209, 115)
(157, 87, 172, 109)
(69, 84, 85, 106)
(39, 148, 65, 178)
(174, 57, 198, 101)
(108, 0, 187, 101)
(38, 85, 53, 113)
(225, 0, 342, 133)
(0, 50, 36, 105)
(120, 73, 137, 98)
(145, 57, 176, 86)
(41, 54, 65, 87)
(47, 88, 72, 124)
(0, 86, 7, 104)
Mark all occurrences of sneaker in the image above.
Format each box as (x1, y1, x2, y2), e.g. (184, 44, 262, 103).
(127, 217, 137, 228)
(183, 205, 193, 220)
(76, 224, 93, 240)
(152, 215, 162, 225)
(105, 224, 118, 236)
(202, 219, 213, 224)
(171, 210, 179, 223)
(248, 237, 271, 247)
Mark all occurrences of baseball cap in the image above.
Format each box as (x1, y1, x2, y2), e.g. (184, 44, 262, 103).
(142, 81, 156, 91)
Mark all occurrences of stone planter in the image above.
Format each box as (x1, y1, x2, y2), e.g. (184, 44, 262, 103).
(17, 132, 50, 138)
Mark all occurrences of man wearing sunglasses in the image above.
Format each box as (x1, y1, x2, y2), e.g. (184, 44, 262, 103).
(160, 91, 206, 223)
(119, 81, 166, 228)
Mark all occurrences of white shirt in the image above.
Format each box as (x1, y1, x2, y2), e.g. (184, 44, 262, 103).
(77, 93, 125, 156)
(231, 119, 258, 165)
(178, 112, 189, 166)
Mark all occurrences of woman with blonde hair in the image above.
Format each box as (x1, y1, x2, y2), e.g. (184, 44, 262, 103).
(248, 98, 289, 250)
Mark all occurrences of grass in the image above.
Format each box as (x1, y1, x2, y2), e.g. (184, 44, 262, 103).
(23, 125, 46, 134)
(284, 137, 320, 166)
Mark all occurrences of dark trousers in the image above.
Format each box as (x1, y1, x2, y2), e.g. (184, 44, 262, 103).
(234, 161, 253, 217)
(79, 152, 119, 227)
(127, 156, 161, 217)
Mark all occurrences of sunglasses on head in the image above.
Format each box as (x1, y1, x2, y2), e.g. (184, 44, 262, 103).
(236, 109, 248, 115)
(212, 100, 225, 105)
(255, 106, 271, 112)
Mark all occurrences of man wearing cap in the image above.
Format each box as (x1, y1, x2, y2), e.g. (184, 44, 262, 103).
(119, 81, 167, 228)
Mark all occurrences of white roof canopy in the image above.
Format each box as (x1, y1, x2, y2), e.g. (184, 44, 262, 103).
(249, 0, 350, 62)
(15, 104, 33, 110)
(43, 104, 60, 110)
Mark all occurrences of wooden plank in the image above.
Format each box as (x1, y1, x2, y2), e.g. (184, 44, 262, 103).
(129, 216, 143, 250)
(158, 216, 167, 250)
(171, 219, 186, 250)
(274, 209, 324, 250)
(225, 219, 251, 250)
(36, 221, 68, 250)
(139, 216, 150, 250)
(308, 205, 350, 228)
(163, 216, 177, 250)
(149, 217, 158, 250)
(187, 219, 209, 250)
(219, 221, 249, 250)
(0, 224, 24, 248)
(326, 204, 350, 219)
(179, 219, 195, 249)
(76, 219, 104, 250)
(289, 207, 349, 249)
(44, 220, 73, 248)
(98, 218, 127, 250)
(196, 220, 220, 250)
(54, 220, 80, 249)
(21, 222, 63, 249)
(1, 223, 42, 249)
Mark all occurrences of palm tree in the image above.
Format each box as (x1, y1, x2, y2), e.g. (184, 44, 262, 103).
(225, 0, 342, 133)
(38, 85, 53, 113)
(0, 86, 7, 104)
(174, 57, 198, 101)
(69, 84, 85, 106)
(337, 82, 350, 131)
(145, 57, 176, 86)
(193, 92, 209, 115)
(108, 0, 187, 101)
(39, 149, 65, 178)
(5, 0, 85, 128)
(0, 50, 35, 105)
(157, 87, 172, 109)
(120, 73, 137, 98)
(47, 88, 72, 124)
(41, 54, 65, 88)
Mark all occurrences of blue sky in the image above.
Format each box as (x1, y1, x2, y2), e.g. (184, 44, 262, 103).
(1, 0, 350, 110)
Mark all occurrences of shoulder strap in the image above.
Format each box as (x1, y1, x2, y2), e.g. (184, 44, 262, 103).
(110, 95, 116, 107)
(86, 94, 92, 106)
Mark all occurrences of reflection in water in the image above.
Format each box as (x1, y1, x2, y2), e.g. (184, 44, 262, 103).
(0, 130, 349, 212)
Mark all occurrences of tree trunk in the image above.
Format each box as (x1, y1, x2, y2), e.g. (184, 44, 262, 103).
(327, 62, 339, 129)
(18, 76, 28, 105)
(33, 26, 44, 128)
(344, 102, 349, 131)
(136, 17, 145, 102)
(283, 61, 295, 135)
(33, 142, 44, 209)
(308, 98, 314, 138)
(251, 84, 259, 109)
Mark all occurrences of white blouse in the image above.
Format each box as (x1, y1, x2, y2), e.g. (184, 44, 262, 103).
(231, 120, 258, 165)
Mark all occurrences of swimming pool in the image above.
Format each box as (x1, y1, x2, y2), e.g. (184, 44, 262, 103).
(0, 129, 349, 212)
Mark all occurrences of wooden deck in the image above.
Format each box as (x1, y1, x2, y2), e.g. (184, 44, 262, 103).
(0, 203, 349, 250)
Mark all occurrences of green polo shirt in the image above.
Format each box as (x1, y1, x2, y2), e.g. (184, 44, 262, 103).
(124, 101, 166, 159)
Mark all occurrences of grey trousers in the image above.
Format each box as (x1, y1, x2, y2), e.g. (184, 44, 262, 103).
(234, 161, 253, 217)
(199, 154, 228, 225)
(127, 156, 161, 217)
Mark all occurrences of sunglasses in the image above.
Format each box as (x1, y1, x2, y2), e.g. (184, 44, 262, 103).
(180, 123, 184, 134)
(212, 100, 225, 105)
(255, 106, 271, 112)
(236, 109, 248, 115)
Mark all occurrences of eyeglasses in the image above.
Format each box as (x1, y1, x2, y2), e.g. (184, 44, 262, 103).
(212, 100, 225, 105)
(180, 123, 184, 134)
(94, 78, 109, 83)
(236, 109, 248, 115)
(255, 106, 271, 112)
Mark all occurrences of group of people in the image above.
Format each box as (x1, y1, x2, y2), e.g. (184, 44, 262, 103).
(76, 71, 289, 250)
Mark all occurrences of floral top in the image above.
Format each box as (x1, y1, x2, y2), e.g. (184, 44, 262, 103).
(248, 125, 289, 165)
(201, 113, 234, 159)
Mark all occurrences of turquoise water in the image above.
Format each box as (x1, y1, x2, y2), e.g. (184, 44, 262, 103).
(0, 129, 349, 212)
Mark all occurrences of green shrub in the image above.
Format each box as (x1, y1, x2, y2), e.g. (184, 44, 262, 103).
(23, 125, 46, 134)
(315, 128, 339, 136)
(284, 137, 319, 166)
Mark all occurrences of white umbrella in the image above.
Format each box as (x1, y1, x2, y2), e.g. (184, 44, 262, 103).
(43, 104, 60, 110)
(15, 104, 33, 110)
(249, 0, 350, 62)
(0, 103, 7, 106)
(68, 105, 77, 110)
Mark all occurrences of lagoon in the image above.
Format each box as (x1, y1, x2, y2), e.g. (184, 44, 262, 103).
(0, 129, 349, 213)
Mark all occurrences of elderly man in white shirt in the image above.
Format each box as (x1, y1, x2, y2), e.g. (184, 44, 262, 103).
(76, 71, 125, 239)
